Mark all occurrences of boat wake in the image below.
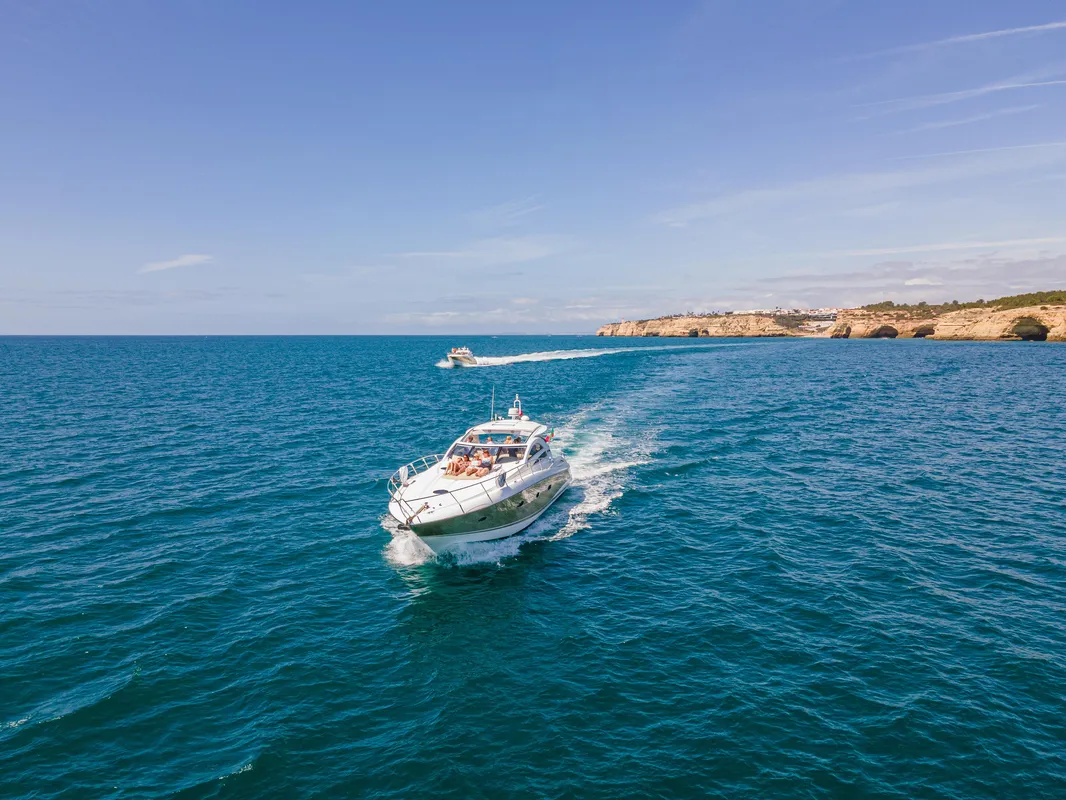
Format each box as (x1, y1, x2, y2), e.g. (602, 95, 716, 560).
(434, 341, 743, 369)
(382, 398, 654, 567)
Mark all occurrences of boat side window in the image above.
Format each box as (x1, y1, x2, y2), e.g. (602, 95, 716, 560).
(527, 441, 544, 462)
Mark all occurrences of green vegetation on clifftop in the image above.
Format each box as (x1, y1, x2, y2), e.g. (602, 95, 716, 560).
(863, 290, 1066, 314)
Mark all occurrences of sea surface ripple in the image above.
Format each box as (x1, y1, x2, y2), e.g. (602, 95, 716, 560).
(1, 336, 1064, 798)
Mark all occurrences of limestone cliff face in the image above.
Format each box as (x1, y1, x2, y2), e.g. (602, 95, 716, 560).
(828, 306, 1066, 342)
(826, 310, 937, 339)
(596, 314, 795, 338)
(930, 305, 1066, 341)
(598, 305, 1066, 341)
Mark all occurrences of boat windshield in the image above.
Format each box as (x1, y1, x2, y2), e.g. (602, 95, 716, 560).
(446, 439, 527, 461)
(457, 432, 526, 445)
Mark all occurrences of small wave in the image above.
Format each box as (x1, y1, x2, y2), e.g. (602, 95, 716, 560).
(435, 342, 746, 369)
(1, 671, 135, 742)
(224, 762, 254, 778)
(171, 756, 258, 798)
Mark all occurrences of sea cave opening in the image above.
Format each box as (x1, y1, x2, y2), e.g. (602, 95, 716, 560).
(868, 325, 899, 339)
(687, 329, 699, 337)
(913, 325, 936, 339)
(1012, 318, 1049, 341)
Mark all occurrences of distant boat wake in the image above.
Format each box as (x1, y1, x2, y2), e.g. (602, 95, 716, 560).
(435, 342, 742, 368)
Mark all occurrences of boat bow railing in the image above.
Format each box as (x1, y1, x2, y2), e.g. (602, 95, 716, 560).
(388, 454, 446, 500)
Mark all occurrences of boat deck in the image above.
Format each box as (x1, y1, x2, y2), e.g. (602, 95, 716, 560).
(439, 455, 521, 480)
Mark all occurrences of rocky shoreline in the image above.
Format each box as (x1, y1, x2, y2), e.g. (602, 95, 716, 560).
(596, 304, 1066, 342)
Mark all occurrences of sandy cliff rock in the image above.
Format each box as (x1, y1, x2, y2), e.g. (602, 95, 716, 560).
(931, 305, 1066, 341)
(597, 314, 795, 338)
(828, 306, 1066, 341)
(826, 310, 937, 339)
(598, 305, 1066, 341)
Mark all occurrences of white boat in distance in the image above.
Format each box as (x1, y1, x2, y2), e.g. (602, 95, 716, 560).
(388, 395, 572, 553)
(446, 346, 478, 367)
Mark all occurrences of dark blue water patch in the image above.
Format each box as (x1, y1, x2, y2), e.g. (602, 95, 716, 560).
(1, 336, 1066, 798)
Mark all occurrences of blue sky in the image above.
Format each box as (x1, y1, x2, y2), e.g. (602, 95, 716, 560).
(2, 0, 1065, 333)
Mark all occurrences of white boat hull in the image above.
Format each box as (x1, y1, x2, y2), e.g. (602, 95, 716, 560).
(391, 475, 571, 554)
(447, 354, 478, 367)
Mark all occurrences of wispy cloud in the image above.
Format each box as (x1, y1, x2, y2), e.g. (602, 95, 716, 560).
(891, 104, 1041, 134)
(299, 265, 389, 286)
(893, 140, 1066, 160)
(395, 235, 570, 265)
(467, 197, 545, 228)
(139, 254, 213, 274)
(9, 286, 246, 308)
(654, 144, 1066, 226)
(804, 236, 1066, 258)
(382, 289, 655, 330)
(856, 77, 1066, 117)
(744, 253, 1066, 310)
(858, 20, 1066, 59)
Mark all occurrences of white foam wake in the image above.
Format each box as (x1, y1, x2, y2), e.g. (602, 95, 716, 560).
(383, 516, 437, 567)
(382, 397, 654, 567)
(434, 341, 743, 369)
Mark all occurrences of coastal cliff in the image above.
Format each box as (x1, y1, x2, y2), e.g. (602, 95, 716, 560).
(597, 297, 1066, 342)
(827, 305, 1066, 341)
(596, 314, 797, 338)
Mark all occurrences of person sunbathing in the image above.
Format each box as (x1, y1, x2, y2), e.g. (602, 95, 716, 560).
(474, 449, 495, 477)
(463, 451, 485, 476)
(465, 449, 494, 477)
(446, 455, 468, 476)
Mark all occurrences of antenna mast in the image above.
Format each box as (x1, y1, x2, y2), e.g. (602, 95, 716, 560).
(490, 385, 495, 421)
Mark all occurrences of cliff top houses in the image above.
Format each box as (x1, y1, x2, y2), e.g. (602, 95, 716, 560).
(732, 307, 841, 320)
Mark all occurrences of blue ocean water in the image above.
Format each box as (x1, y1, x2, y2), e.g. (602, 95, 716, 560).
(2, 336, 1065, 798)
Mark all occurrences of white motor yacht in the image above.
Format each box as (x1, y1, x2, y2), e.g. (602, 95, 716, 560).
(446, 346, 478, 367)
(388, 395, 571, 553)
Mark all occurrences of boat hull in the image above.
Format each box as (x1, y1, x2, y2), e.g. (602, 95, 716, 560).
(446, 354, 478, 367)
(393, 469, 571, 554)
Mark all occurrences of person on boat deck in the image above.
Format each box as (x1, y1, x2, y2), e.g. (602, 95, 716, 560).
(502, 436, 516, 458)
(465, 449, 494, 477)
(445, 453, 468, 476)
(475, 448, 495, 477)
(462, 452, 481, 477)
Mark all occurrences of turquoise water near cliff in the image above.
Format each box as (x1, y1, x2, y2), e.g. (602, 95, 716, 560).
(2, 336, 1065, 798)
